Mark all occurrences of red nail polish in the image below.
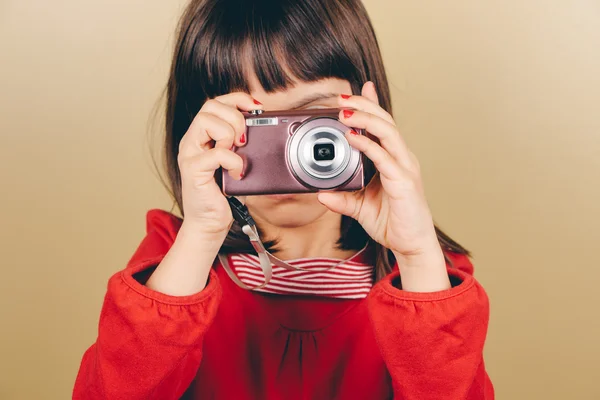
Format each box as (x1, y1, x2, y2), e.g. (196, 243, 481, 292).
(341, 94, 351, 99)
(343, 110, 354, 119)
(253, 99, 262, 105)
(239, 172, 245, 179)
(349, 129, 359, 135)
(240, 133, 246, 144)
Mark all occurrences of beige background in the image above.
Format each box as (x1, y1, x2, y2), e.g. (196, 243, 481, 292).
(1, 0, 599, 399)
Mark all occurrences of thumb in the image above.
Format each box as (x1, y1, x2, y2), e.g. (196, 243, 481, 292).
(317, 191, 361, 218)
(361, 81, 379, 105)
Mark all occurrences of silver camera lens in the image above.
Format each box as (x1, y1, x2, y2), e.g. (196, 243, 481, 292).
(288, 118, 361, 189)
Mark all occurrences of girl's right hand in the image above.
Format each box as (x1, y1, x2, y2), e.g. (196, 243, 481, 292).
(177, 92, 262, 238)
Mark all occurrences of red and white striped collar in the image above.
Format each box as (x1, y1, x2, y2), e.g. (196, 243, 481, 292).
(225, 247, 374, 299)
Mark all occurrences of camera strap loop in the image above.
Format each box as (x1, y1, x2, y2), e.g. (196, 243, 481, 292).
(218, 196, 368, 290)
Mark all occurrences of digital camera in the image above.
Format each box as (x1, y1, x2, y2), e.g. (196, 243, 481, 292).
(220, 108, 372, 196)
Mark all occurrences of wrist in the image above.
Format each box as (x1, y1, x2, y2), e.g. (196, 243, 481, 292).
(169, 221, 227, 264)
(392, 245, 451, 293)
(178, 220, 229, 248)
(146, 221, 226, 296)
(392, 246, 446, 270)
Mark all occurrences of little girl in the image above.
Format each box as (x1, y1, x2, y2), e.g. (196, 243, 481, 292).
(74, 0, 494, 398)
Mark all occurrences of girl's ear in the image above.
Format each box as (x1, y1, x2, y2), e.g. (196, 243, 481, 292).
(361, 81, 379, 105)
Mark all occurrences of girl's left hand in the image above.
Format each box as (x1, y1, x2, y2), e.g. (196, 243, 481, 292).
(317, 82, 451, 292)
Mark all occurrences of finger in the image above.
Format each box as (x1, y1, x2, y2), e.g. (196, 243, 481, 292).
(200, 99, 247, 147)
(317, 190, 362, 219)
(344, 130, 403, 180)
(180, 113, 236, 158)
(180, 148, 244, 181)
(213, 92, 263, 112)
(340, 109, 410, 167)
(339, 81, 393, 125)
(362, 81, 380, 104)
(338, 93, 394, 126)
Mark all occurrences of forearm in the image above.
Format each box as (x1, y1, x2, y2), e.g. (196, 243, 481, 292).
(146, 221, 225, 296)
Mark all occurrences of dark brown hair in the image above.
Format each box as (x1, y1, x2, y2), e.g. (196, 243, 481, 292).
(161, 0, 470, 281)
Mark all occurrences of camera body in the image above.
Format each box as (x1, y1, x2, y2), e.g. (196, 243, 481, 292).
(220, 108, 371, 196)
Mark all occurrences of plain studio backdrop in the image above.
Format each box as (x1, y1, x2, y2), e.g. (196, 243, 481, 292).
(1, 1, 599, 399)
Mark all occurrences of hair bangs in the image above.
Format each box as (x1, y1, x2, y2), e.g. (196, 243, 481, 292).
(188, 0, 368, 98)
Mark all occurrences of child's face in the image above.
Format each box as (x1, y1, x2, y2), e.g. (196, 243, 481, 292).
(242, 73, 353, 230)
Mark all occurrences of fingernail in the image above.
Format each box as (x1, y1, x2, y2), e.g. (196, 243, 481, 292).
(349, 129, 359, 135)
(343, 110, 354, 119)
(240, 133, 246, 144)
(253, 99, 262, 105)
(340, 94, 351, 99)
(239, 171, 245, 179)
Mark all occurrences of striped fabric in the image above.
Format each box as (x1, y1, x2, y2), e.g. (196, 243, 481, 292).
(226, 250, 375, 299)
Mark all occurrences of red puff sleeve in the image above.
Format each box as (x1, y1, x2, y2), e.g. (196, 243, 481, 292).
(367, 253, 494, 399)
(73, 210, 222, 400)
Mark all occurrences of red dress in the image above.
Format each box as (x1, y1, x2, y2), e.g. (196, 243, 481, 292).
(73, 210, 494, 399)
